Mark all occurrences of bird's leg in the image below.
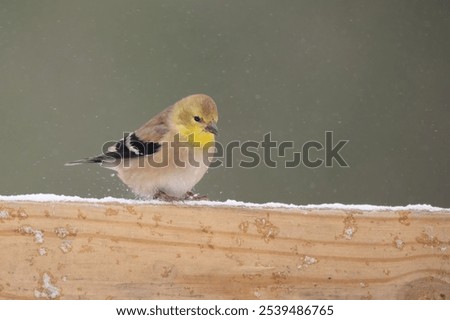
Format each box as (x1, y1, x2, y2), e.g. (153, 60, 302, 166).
(184, 191, 208, 201)
(153, 191, 181, 202)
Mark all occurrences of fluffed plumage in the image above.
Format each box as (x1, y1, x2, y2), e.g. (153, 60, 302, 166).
(66, 94, 219, 200)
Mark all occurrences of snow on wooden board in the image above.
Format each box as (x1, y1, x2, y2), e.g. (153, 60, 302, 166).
(0, 193, 448, 212)
(0, 193, 449, 299)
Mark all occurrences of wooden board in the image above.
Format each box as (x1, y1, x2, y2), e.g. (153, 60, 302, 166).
(0, 200, 449, 299)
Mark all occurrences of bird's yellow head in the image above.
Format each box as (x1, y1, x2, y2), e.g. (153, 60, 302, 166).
(172, 94, 219, 148)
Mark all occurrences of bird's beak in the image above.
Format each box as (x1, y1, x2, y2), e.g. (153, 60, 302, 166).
(205, 122, 219, 136)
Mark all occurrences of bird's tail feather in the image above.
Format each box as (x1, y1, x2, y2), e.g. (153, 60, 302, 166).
(64, 156, 104, 166)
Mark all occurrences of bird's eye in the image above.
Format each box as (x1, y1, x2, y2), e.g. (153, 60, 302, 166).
(194, 116, 201, 122)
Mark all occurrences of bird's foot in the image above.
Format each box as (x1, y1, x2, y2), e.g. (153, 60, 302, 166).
(153, 191, 181, 202)
(153, 191, 208, 202)
(184, 191, 208, 201)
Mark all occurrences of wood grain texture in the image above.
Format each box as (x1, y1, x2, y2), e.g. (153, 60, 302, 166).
(0, 200, 449, 300)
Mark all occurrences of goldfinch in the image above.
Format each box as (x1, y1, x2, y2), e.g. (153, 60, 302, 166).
(66, 94, 219, 200)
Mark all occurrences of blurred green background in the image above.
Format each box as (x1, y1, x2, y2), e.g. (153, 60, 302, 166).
(1, 0, 449, 206)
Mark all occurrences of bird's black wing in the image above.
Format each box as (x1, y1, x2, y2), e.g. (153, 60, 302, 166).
(105, 132, 161, 159)
(65, 132, 161, 166)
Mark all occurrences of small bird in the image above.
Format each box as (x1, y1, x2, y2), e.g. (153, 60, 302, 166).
(66, 94, 219, 200)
